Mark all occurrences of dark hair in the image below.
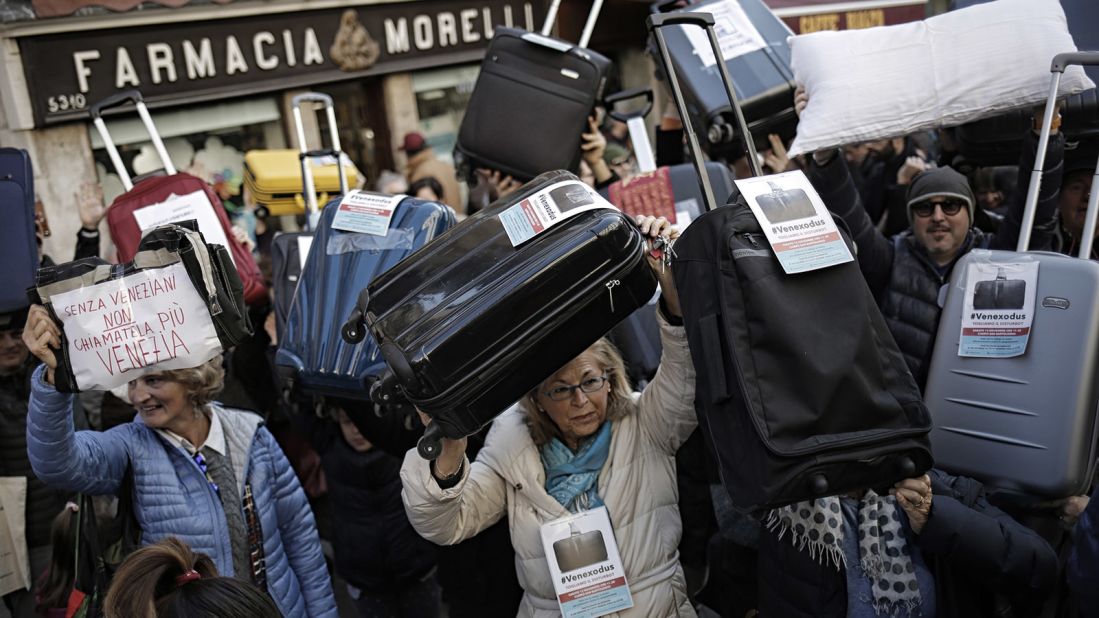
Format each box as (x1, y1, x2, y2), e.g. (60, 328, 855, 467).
(103, 537, 282, 618)
(36, 505, 80, 613)
(408, 176, 445, 202)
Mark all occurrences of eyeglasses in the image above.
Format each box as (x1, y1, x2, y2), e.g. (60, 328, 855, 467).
(912, 199, 966, 218)
(542, 374, 610, 402)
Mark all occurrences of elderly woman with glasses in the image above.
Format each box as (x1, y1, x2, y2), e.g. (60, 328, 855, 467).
(401, 215, 698, 617)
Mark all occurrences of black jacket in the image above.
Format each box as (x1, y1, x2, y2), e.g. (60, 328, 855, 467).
(807, 132, 1063, 386)
(758, 470, 1059, 618)
(310, 412, 436, 592)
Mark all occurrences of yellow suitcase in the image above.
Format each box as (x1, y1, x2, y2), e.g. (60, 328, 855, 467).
(243, 149, 359, 217)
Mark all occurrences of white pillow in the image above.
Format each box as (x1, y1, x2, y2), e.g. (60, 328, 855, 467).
(787, 0, 1095, 157)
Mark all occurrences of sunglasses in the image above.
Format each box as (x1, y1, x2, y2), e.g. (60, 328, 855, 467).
(912, 199, 966, 218)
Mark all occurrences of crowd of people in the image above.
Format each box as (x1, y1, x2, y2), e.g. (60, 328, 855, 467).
(0, 75, 1097, 618)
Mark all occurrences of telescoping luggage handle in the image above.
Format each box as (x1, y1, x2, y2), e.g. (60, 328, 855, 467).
(1019, 51, 1099, 258)
(647, 12, 761, 213)
(604, 88, 657, 173)
(540, 0, 603, 49)
(89, 90, 177, 192)
(291, 92, 348, 230)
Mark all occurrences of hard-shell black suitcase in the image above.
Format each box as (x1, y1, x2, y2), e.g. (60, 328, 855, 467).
(0, 148, 36, 313)
(648, 0, 797, 161)
(454, 1, 614, 182)
(342, 170, 657, 458)
(653, 12, 933, 513)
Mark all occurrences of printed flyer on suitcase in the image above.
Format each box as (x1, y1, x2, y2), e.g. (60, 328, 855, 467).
(736, 170, 854, 274)
(958, 259, 1039, 358)
(500, 180, 617, 247)
(540, 507, 633, 618)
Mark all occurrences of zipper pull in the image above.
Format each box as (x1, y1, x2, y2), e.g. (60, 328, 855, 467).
(605, 279, 620, 313)
(744, 233, 761, 248)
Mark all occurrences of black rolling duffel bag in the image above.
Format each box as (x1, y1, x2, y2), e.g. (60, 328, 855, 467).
(651, 12, 933, 513)
(341, 170, 657, 459)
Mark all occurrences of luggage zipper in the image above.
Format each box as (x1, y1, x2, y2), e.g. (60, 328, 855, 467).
(605, 279, 620, 313)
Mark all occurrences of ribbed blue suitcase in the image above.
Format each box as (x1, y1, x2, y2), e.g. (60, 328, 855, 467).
(275, 195, 455, 400)
(0, 148, 37, 312)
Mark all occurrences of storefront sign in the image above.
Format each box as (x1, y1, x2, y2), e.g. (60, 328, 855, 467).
(19, 0, 545, 126)
(763, 0, 927, 34)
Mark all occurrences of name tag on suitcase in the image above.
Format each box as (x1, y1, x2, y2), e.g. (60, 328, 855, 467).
(498, 180, 617, 247)
(540, 506, 633, 618)
(958, 259, 1039, 358)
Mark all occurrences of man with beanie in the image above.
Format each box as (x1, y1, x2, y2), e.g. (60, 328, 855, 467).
(1051, 152, 1097, 260)
(400, 131, 463, 215)
(804, 119, 1063, 388)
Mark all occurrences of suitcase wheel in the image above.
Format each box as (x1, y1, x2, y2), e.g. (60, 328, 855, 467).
(417, 422, 444, 460)
(369, 371, 402, 405)
(341, 310, 366, 344)
(809, 473, 829, 496)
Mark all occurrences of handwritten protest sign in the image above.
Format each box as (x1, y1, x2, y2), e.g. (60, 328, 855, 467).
(51, 262, 223, 391)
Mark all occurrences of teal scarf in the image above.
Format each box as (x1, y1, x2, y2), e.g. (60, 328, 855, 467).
(540, 421, 612, 513)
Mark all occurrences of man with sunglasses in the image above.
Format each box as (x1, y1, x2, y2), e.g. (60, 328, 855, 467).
(804, 107, 1064, 389)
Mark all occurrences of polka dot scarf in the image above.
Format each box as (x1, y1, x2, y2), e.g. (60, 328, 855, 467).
(765, 491, 921, 615)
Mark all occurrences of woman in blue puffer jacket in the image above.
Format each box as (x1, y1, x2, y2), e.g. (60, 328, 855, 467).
(22, 305, 336, 617)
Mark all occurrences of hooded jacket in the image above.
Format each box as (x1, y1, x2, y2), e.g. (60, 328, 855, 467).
(401, 315, 698, 617)
(26, 365, 337, 617)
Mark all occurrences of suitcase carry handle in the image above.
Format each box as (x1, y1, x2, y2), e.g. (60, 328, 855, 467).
(647, 12, 761, 212)
(541, 0, 604, 49)
(89, 89, 177, 192)
(1019, 51, 1099, 257)
(604, 88, 657, 173)
(291, 92, 347, 229)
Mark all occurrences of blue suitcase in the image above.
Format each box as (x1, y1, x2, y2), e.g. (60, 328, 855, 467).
(276, 195, 455, 401)
(0, 148, 37, 312)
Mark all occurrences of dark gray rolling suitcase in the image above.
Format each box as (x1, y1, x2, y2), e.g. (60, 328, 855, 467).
(0, 148, 37, 312)
(271, 231, 312, 339)
(924, 52, 1099, 500)
(649, 0, 796, 161)
(453, 0, 615, 182)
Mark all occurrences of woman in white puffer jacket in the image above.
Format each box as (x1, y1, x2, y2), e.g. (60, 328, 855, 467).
(401, 215, 698, 617)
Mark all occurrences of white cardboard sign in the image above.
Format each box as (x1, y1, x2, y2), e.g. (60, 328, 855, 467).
(540, 507, 633, 618)
(735, 170, 854, 274)
(132, 191, 235, 266)
(958, 261, 1039, 358)
(684, 0, 767, 68)
(0, 478, 28, 597)
(499, 180, 617, 247)
(52, 262, 223, 391)
(331, 191, 403, 236)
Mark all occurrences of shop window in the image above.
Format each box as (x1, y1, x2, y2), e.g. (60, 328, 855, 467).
(91, 97, 284, 210)
(411, 64, 480, 167)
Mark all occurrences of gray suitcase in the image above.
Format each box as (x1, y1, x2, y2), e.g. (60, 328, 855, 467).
(924, 52, 1099, 499)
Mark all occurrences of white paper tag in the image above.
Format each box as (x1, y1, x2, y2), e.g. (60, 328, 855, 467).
(499, 180, 618, 247)
(296, 235, 314, 272)
(684, 0, 767, 68)
(331, 191, 403, 236)
(540, 506, 633, 618)
(958, 261, 1039, 358)
(51, 262, 224, 391)
(132, 190, 236, 266)
(0, 478, 28, 597)
(735, 170, 854, 274)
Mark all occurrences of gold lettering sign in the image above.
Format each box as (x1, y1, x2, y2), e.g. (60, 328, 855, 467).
(799, 13, 840, 33)
(845, 9, 886, 29)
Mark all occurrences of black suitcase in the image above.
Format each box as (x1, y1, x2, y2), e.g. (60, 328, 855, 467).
(271, 231, 312, 339)
(652, 12, 933, 513)
(648, 0, 796, 161)
(972, 269, 1027, 310)
(453, 1, 615, 182)
(0, 148, 37, 313)
(951, 0, 1099, 168)
(341, 170, 656, 458)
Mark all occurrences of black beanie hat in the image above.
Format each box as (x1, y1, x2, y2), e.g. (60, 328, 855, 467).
(906, 166, 975, 225)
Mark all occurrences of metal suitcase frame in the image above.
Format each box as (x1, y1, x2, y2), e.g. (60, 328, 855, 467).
(925, 52, 1099, 499)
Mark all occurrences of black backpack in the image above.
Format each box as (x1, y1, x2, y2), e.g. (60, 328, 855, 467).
(672, 195, 934, 513)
